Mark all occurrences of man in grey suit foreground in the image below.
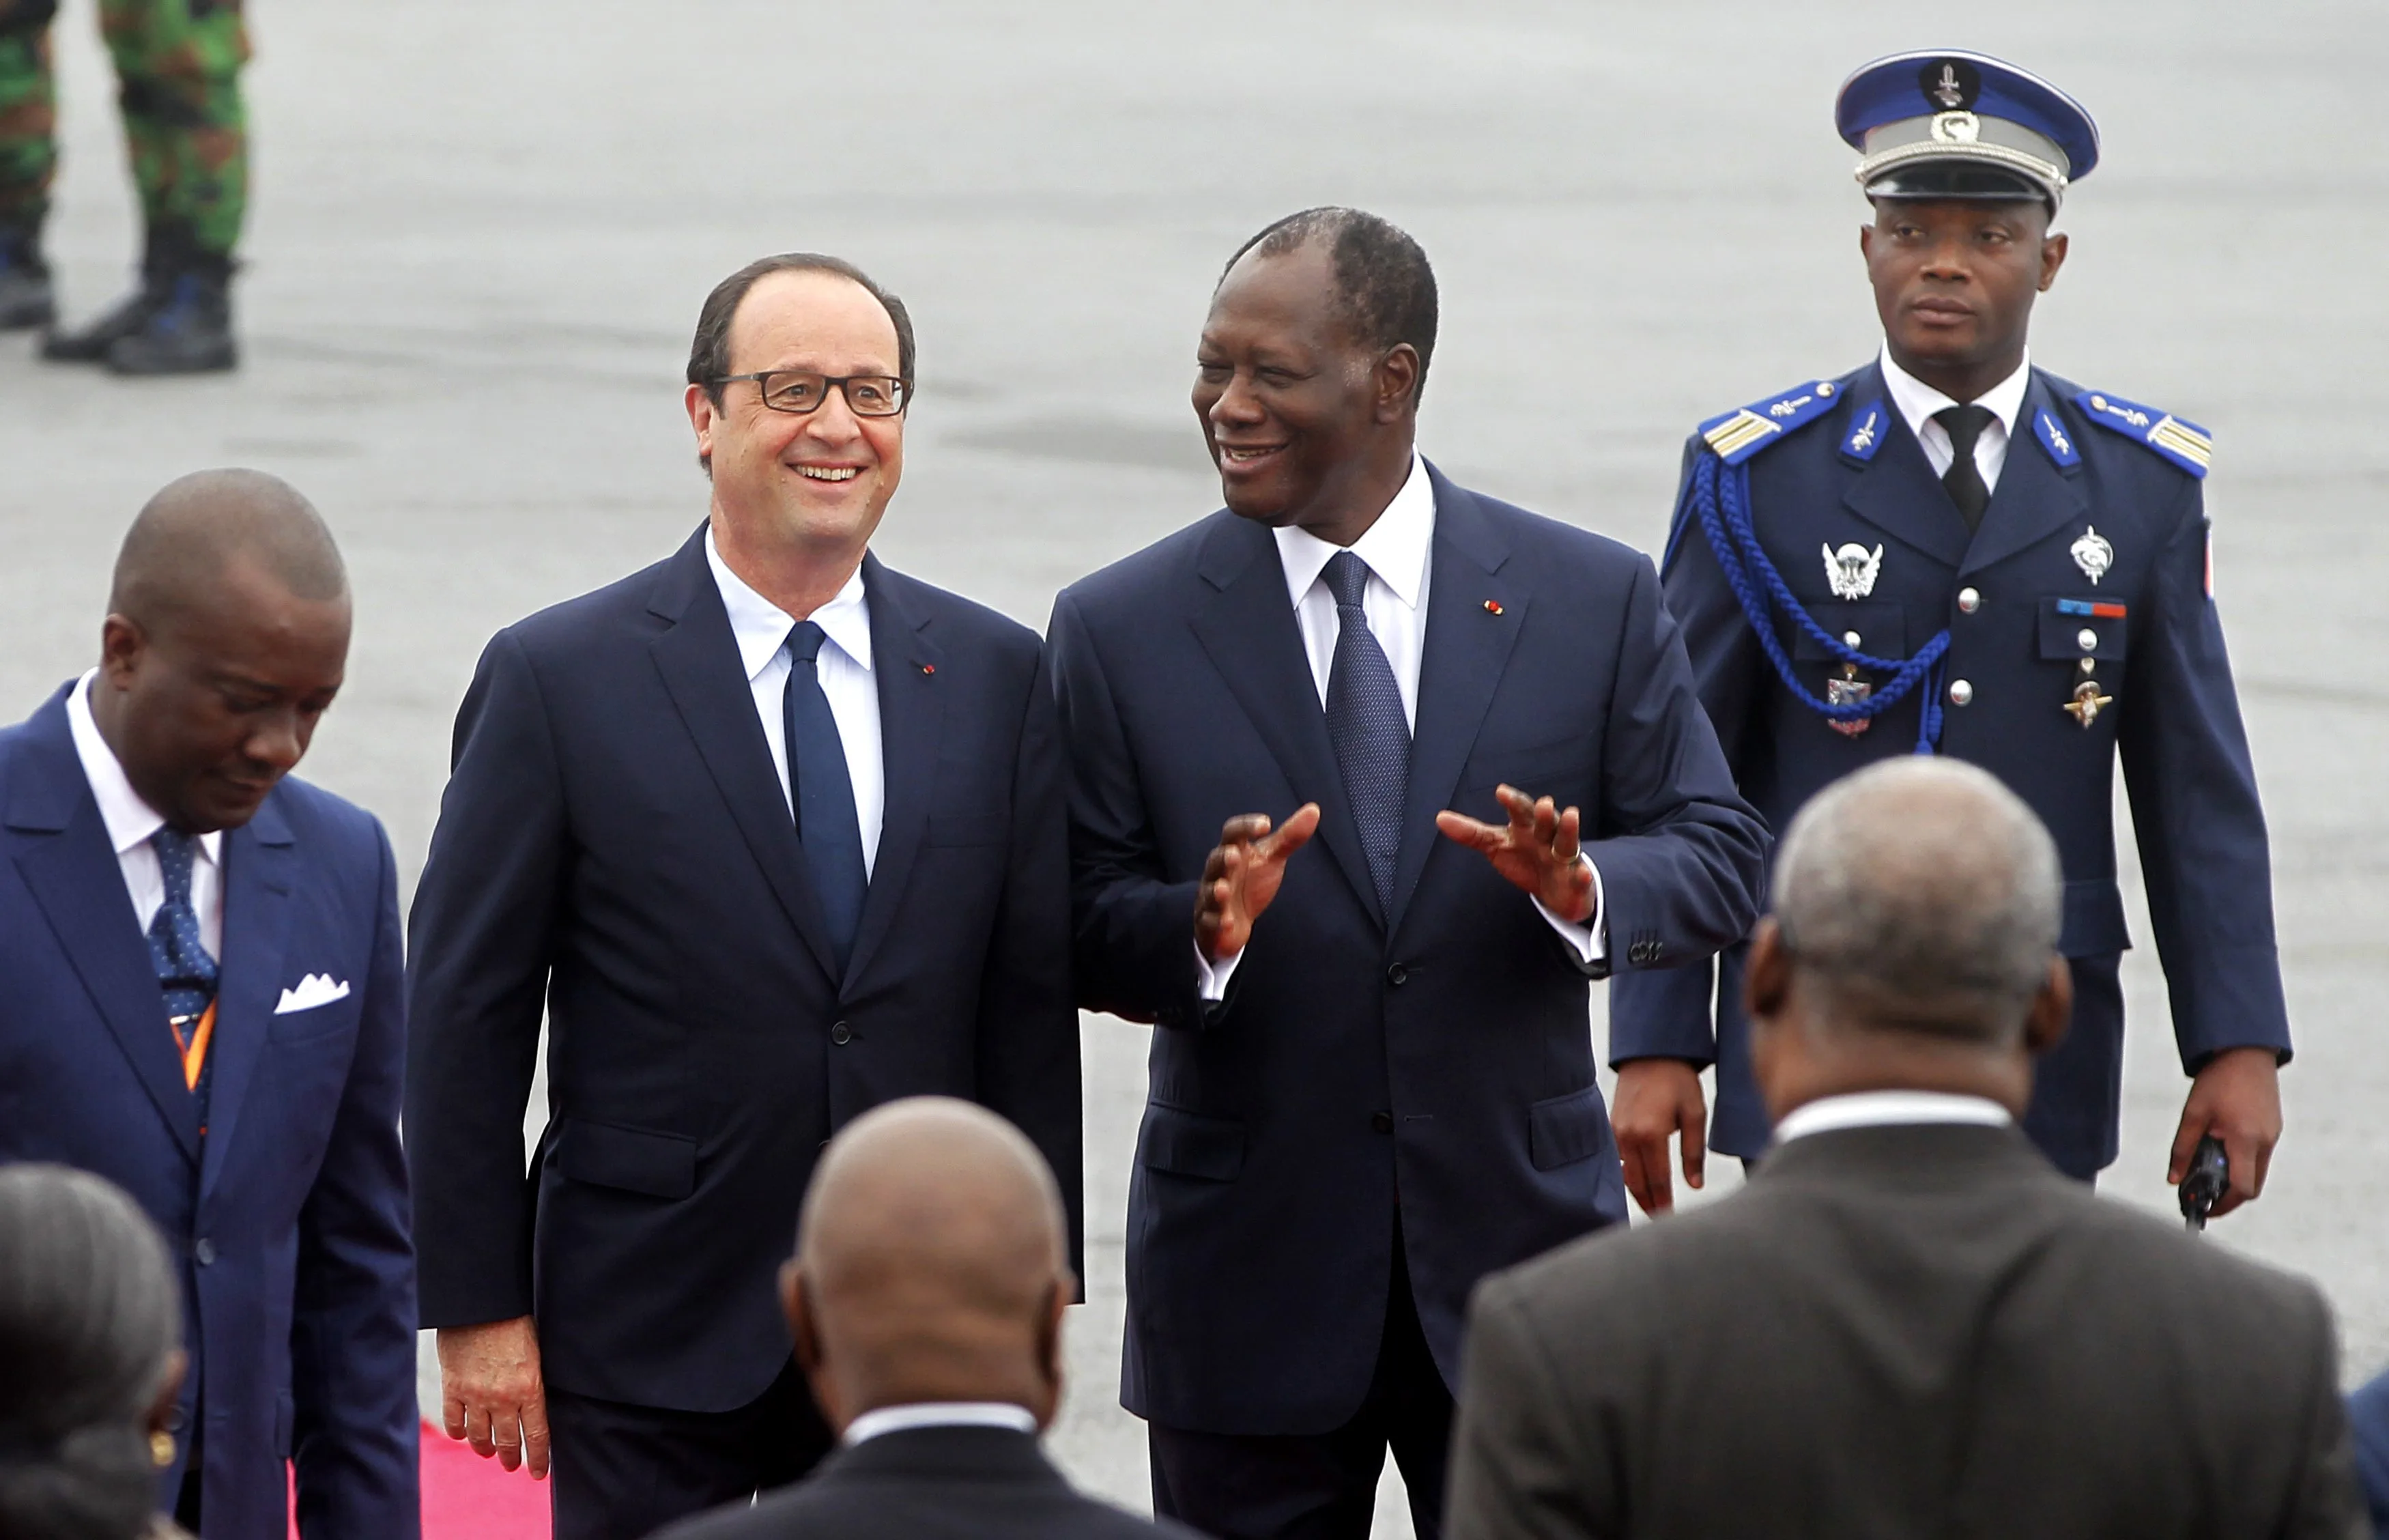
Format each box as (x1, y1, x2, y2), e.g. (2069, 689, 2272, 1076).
(1446, 758, 2364, 1540)
(659, 1098, 1191, 1540)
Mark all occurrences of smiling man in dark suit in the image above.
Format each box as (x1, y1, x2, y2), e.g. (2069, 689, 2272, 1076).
(0, 472, 418, 1539)
(405, 253, 1082, 1540)
(1049, 208, 1767, 1538)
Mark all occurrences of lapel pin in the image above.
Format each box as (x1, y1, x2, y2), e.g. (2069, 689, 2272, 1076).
(919, 663, 935, 675)
(1482, 599, 1503, 616)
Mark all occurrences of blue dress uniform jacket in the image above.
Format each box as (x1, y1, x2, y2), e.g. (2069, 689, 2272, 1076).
(1050, 466, 1767, 1434)
(404, 526, 1081, 1414)
(1610, 362, 2292, 1175)
(0, 687, 419, 1540)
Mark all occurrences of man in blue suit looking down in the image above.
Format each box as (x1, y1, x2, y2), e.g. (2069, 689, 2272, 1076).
(1050, 208, 1767, 1539)
(0, 470, 418, 1539)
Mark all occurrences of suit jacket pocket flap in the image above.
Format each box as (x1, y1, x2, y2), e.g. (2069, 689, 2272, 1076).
(559, 1118, 698, 1199)
(2059, 879, 2131, 958)
(1791, 600, 1907, 661)
(1139, 1103, 1244, 1181)
(1529, 1085, 1612, 1171)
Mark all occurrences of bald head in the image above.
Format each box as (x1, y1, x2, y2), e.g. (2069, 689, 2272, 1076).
(1773, 758, 2062, 1044)
(110, 469, 347, 627)
(788, 1098, 1072, 1431)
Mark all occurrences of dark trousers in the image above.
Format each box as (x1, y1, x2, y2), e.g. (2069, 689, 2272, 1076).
(547, 1359, 833, 1540)
(1149, 1237, 1453, 1540)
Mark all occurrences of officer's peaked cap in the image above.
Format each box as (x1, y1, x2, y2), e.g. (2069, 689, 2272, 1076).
(1836, 51, 2099, 209)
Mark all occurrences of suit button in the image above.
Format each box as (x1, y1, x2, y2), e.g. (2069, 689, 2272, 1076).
(1386, 965, 1407, 986)
(1948, 679, 1975, 707)
(1629, 940, 1661, 965)
(1958, 586, 1982, 614)
(195, 1238, 216, 1266)
(164, 1407, 186, 1432)
(1371, 1111, 1395, 1134)
(829, 1021, 853, 1045)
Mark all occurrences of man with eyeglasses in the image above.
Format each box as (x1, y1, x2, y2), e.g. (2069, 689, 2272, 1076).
(403, 253, 1083, 1540)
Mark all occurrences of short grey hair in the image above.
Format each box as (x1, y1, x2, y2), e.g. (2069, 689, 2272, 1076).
(1773, 758, 2062, 1041)
(0, 1165, 182, 1540)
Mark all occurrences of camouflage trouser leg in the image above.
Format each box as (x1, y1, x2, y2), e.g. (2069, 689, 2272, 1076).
(101, 0, 248, 257)
(0, 0, 58, 237)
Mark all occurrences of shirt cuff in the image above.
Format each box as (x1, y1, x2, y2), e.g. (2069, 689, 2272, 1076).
(1531, 855, 1606, 963)
(1196, 940, 1243, 1002)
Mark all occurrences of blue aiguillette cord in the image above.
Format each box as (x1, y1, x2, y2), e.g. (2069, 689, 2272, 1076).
(1692, 451, 1949, 754)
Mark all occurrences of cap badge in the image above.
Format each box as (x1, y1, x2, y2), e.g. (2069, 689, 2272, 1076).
(1823, 541, 1883, 600)
(1930, 111, 1982, 143)
(2071, 526, 2115, 585)
(1921, 58, 1980, 111)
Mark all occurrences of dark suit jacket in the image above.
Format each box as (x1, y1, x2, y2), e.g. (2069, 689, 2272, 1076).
(405, 527, 1081, 1413)
(1448, 1122, 2364, 1540)
(1049, 466, 1767, 1435)
(2343, 1370, 2389, 1537)
(653, 1425, 1196, 1540)
(1612, 362, 2289, 1174)
(0, 687, 418, 1540)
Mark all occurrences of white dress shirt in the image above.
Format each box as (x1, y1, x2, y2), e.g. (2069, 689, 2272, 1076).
(1878, 344, 2031, 495)
(1199, 453, 1604, 998)
(706, 529, 885, 877)
(1773, 1088, 2013, 1145)
(66, 670, 223, 959)
(842, 1401, 1038, 1447)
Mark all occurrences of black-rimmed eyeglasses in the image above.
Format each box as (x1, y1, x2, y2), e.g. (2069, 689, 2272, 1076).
(714, 369, 910, 417)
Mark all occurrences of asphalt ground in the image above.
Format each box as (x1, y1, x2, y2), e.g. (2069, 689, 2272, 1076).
(4, 2, 2385, 1530)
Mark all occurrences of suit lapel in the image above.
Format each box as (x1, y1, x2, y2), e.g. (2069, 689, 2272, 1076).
(841, 557, 942, 990)
(4, 694, 199, 1162)
(1958, 370, 2090, 578)
(1840, 364, 1972, 570)
(644, 527, 842, 981)
(198, 799, 296, 1198)
(1185, 515, 1379, 922)
(1387, 470, 1523, 938)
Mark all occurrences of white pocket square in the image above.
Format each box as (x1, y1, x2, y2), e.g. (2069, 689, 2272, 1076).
(274, 973, 352, 1014)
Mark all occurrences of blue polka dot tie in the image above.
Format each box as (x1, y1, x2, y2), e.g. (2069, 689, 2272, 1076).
(149, 828, 219, 1104)
(1322, 551, 1411, 920)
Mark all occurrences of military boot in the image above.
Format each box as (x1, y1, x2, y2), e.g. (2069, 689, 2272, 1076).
(107, 259, 237, 375)
(42, 266, 165, 362)
(0, 228, 54, 331)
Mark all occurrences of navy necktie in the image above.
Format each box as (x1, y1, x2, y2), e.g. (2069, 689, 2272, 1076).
(148, 827, 218, 1104)
(1935, 403, 1995, 531)
(784, 621, 867, 978)
(1321, 550, 1410, 919)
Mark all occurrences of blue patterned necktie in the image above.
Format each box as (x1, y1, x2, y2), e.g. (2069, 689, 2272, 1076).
(148, 827, 219, 1101)
(784, 621, 868, 978)
(1321, 550, 1410, 919)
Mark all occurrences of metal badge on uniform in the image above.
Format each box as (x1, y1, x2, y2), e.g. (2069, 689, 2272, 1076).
(1827, 668, 1872, 737)
(2070, 526, 2114, 584)
(1823, 543, 1883, 600)
(1842, 402, 1887, 462)
(2054, 598, 2126, 728)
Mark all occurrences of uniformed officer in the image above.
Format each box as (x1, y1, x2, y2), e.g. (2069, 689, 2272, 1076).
(1608, 51, 2291, 1216)
(0, 0, 247, 373)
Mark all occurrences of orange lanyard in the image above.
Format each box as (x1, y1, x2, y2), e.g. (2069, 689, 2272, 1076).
(169, 1002, 216, 1092)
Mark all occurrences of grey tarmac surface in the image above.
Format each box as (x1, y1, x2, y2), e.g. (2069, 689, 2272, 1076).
(5, 1, 2385, 1530)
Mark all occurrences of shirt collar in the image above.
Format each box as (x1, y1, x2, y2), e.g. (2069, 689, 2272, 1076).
(1773, 1089, 2013, 1146)
(64, 670, 223, 868)
(705, 527, 873, 681)
(1272, 451, 1434, 613)
(1876, 343, 2032, 444)
(842, 1401, 1038, 1447)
